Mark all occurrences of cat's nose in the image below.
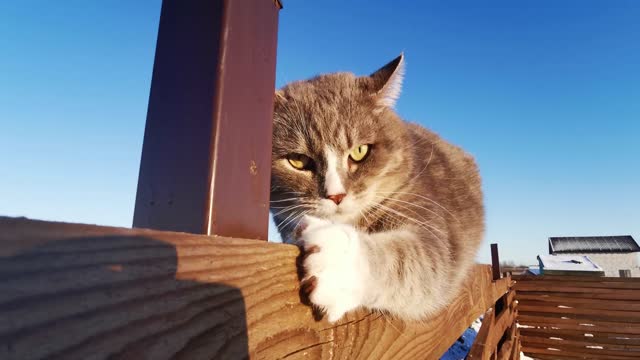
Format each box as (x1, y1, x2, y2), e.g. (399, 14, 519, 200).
(326, 193, 346, 205)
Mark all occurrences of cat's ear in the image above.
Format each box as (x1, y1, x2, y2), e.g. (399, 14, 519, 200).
(274, 89, 287, 105)
(370, 53, 405, 111)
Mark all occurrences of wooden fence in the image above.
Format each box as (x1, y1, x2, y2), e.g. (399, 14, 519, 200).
(515, 275, 640, 360)
(0, 216, 514, 359)
(467, 278, 520, 360)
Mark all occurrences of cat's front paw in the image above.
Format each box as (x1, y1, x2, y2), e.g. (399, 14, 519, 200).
(297, 216, 369, 322)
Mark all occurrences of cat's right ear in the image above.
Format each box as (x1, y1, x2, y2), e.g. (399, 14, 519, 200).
(369, 53, 405, 112)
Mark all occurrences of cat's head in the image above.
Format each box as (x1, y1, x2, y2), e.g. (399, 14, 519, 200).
(271, 54, 412, 237)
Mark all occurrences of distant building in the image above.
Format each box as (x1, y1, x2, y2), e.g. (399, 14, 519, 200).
(537, 254, 605, 276)
(548, 236, 640, 277)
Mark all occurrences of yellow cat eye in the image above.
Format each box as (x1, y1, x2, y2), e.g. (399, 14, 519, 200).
(349, 144, 370, 162)
(287, 154, 311, 170)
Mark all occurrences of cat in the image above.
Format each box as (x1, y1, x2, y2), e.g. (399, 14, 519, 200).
(270, 54, 484, 323)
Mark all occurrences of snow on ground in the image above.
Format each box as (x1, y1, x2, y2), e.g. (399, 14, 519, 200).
(439, 317, 482, 360)
(440, 317, 534, 360)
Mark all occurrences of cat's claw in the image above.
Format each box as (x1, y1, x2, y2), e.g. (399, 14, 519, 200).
(298, 216, 369, 322)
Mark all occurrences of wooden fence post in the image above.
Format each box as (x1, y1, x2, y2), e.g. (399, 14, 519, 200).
(133, 0, 282, 239)
(491, 243, 501, 281)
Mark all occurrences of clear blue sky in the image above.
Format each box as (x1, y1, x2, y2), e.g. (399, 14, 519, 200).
(1, 1, 638, 264)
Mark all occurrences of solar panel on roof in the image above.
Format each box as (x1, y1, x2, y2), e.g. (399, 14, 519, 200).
(548, 236, 639, 254)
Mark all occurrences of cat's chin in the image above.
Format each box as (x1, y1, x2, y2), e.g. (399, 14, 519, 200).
(314, 198, 363, 225)
(314, 211, 360, 226)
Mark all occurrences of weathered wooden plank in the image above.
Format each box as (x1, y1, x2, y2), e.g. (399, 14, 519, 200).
(522, 340, 640, 358)
(496, 324, 516, 360)
(521, 335, 640, 351)
(516, 296, 640, 311)
(515, 278, 640, 290)
(0, 217, 507, 360)
(491, 243, 501, 281)
(521, 346, 637, 360)
(467, 308, 496, 360)
(517, 315, 640, 335)
(518, 304, 640, 323)
(511, 328, 521, 360)
(514, 275, 640, 283)
(515, 290, 640, 301)
(514, 283, 640, 299)
(519, 328, 640, 346)
(468, 295, 516, 359)
(133, 0, 280, 239)
(522, 345, 637, 360)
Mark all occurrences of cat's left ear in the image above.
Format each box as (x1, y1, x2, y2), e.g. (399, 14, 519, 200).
(370, 53, 405, 111)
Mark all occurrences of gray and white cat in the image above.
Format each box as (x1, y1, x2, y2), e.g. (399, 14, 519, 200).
(271, 54, 484, 322)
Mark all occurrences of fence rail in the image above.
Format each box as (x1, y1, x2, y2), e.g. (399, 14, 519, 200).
(514, 274, 640, 360)
(0, 216, 511, 359)
(467, 273, 519, 360)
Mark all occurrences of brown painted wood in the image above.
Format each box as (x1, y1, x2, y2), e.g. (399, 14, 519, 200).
(517, 296, 640, 311)
(518, 304, 640, 323)
(522, 347, 636, 360)
(515, 278, 640, 290)
(517, 290, 640, 301)
(514, 275, 640, 283)
(514, 282, 640, 295)
(133, 0, 280, 239)
(525, 354, 594, 360)
(519, 328, 640, 346)
(491, 243, 500, 281)
(517, 315, 640, 334)
(522, 342, 640, 358)
(516, 274, 640, 359)
(521, 335, 640, 351)
(0, 217, 509, 360)
(514, 286, 640, 301)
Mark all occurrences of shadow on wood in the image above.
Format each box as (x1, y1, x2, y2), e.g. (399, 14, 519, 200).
(0, 218, 249, 360)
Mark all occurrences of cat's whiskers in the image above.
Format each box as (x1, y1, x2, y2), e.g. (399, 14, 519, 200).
(367, 203, 409, 232)
(374, 196, 428, 223)
(277, 209, 311, 233)
(376, 191, 461, 223)
(276, 209, 303, 230)
(272, 203, 312, 217)
(270, 197, 306, 203)
(270, 200, 314, 209)
(373, 194, 446, 222)
(290, 210, 312, 233)
(370, 202, 444, 241)
(358, 208, 371, 228)
(375, 199, 446, 235)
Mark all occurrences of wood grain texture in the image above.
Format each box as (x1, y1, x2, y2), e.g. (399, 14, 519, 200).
(521, 346, 637, 360)
(514, 275, 640, 283)
(519, 328, 640, 346)
(516, 275, 640, 360)
(0, 217, 507, 360)
(517, 296, 640, 311)
(496, 325, 518, 360)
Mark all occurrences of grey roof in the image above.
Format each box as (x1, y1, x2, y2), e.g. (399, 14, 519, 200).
(549, 236, 640, 254)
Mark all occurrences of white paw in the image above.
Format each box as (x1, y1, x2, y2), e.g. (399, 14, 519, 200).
(298, 216, 369, 322)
